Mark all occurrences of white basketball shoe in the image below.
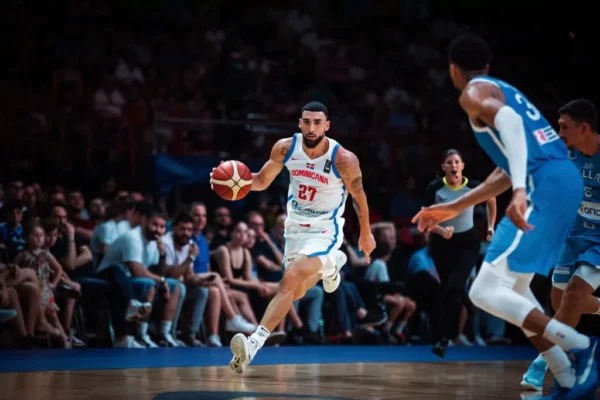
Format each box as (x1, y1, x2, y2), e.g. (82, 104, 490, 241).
(322, 250, 347, 293)
(229, 333, 259, 374)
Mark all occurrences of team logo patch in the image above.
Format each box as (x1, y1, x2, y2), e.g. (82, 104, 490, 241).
(324, 159, 332, 173)
(306, 162, 315, 170)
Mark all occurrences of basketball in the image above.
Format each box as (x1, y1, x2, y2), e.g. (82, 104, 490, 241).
(211, 160, 253, 201)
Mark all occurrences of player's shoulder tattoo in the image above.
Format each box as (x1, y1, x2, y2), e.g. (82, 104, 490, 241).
(335, 148, 363, 192)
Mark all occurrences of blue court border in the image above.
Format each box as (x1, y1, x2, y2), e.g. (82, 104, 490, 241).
(0, 345, 538, 373)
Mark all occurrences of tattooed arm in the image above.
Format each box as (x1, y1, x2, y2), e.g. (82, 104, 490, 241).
(250, 138, 292, 191)
(335, 148, 376, 262)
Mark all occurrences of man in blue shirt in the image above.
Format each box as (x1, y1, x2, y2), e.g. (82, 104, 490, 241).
(190, 202, 210, 274)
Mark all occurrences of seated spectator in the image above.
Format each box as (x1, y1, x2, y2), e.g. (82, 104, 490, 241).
(163, 213, 256, 347)
(97, 205, 180, 348)
(41, 219, 84, 347)
(366, 224, 417, 343)
(0, 269, 28, 346)
(0, 263, 41, 343)
(14, 222, 71, 348)
(0, 200, 26, 262)
(209, 206, 232, 250)
(48, 204, 94, 279)
(90, 199, 134, 264)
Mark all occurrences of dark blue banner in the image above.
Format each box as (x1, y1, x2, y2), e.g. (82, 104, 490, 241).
(153, 154, 262, 194)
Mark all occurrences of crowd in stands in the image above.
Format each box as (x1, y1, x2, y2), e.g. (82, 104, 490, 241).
(1, 1, 597, 348)
(0, 179, 513, 349)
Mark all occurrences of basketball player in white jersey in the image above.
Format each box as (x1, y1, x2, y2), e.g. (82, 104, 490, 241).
(211, 101, 376, 374)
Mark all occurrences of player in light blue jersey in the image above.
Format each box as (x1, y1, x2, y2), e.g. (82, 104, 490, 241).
(522, 99, 600, 392)
(412, 34, 596, 399)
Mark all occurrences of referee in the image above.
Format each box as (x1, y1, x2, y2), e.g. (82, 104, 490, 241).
(426, 149, 496, 357)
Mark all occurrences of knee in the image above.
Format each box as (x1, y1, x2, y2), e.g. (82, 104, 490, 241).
(405, 297, 417, 313)
(208, 286, 219, 299)
(280, 269, 303, 293)
(22, 282, 40, 299)
(468, 276, 488, 310)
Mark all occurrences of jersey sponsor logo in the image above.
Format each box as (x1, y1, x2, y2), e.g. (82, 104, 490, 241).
(582, 169, 600, 183)
(324, 159, 332, 173)
(578, 201, 600, 221)
(291, 169, 329, 184)
(533, 126, 559, 145)
(290, 199, 330, 216)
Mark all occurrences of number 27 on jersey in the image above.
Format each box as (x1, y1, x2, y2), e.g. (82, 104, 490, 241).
(298, 184, 317, 201)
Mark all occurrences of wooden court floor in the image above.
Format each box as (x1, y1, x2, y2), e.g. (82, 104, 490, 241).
(1, 361, 552, 400)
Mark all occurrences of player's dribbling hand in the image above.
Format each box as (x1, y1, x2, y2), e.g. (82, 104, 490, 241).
(506, 188, 534, 232)
(358, 231, 376, 263)
(411, 204, 460, 233)
(209, 161, 224, 191)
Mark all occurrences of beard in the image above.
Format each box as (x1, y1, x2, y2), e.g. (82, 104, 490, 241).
(175, 234, 190, 246)
(303, 133, 325, 148)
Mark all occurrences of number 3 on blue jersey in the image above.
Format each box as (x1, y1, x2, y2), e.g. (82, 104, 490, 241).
(514, 93, 541, 121)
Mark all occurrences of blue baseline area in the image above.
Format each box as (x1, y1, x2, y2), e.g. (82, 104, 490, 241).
(0, 345, 537, 373)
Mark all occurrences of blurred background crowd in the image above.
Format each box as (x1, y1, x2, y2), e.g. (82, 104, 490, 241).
(0, 0, 598, 349)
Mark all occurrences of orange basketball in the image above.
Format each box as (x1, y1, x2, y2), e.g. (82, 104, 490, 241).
(211, 160, 253, 201)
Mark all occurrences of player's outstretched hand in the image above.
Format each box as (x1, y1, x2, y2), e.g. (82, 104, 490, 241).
(506, 189, 534, 232)
(411, 204, 461, 233)
(358, 231, 376, 264)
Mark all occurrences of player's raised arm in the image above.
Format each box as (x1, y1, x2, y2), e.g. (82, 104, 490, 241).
(250, 138, 292, 192)
(335, 148, 376, 262)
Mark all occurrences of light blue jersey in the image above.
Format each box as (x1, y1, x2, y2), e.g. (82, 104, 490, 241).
(469, 76, 569, 193)
(468, 76, 583, 275)
(553, 149, 600, 288)
(569, 149, 600, 240)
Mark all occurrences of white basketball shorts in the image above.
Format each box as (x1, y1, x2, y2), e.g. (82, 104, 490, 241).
(283, 218, 345, 275)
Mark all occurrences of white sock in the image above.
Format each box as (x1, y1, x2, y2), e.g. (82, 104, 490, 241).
(592, 298, 600, 315)
(249, 325, 270, 349)
(543, 319, 589, 351)
(137, 322, 149, 336)
(541, 345, 574, 388)
(160, 321, 172, 336)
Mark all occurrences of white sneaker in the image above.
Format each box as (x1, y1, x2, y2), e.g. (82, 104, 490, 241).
(323, 250, 346, 293)
(474, 335, 487, 346)
(125, 300, 152, 322)
(225, 315, 257, 333)
(138, 334, 159, 348)
(114, 335, 145, 348)
(455, 334, 474, 346)
(208, 334, 223, 347)
(229, 333, 258, 374)
(161, 332, 180, 347)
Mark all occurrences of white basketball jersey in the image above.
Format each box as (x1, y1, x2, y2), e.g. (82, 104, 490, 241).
(283, 133, 348, 224)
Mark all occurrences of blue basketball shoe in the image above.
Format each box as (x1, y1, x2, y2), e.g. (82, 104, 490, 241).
(521, 356, 548, 391)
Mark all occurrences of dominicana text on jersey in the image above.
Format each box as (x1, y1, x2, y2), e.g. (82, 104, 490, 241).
(569, 149, 600, 240)
(468, 76, 568, 192)
(283, 133, 348, 224)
